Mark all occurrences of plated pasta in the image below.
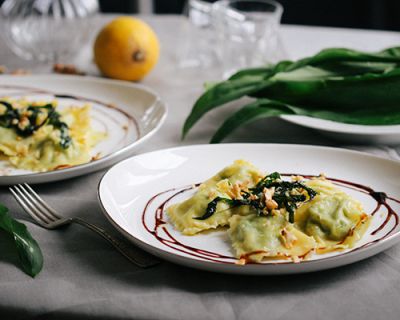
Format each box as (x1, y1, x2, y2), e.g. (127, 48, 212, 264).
(167, 160, 371, 264)
(0, 98, 106, 172)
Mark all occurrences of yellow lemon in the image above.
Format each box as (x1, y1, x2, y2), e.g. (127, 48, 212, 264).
(94, 17, 160, 81)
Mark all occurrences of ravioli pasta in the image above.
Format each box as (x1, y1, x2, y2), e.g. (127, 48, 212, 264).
(298, 180, 370, 253)
(229, 214, 316, 263)
(167, 160, 263, 235)
(167, 160, 371, 263)
(0, 98, 105, 172)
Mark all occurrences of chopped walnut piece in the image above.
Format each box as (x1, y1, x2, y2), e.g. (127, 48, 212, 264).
(53, 63, 86, 75)
(318, 173, 327, 180)
(262, 187, 278, 210)
(11, 69, 30, 75)
(228, 183, 242, 200)
(291, 175, 304, 182)
(18, 117, 30, 130)
(280, 227, 298, 249)
(263, 187, 275, 201)
(21, 110, 32, 117)
(249, 194, 258, 201)
(266, 199, 278, 211)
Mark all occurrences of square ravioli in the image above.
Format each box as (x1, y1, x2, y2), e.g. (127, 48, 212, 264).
(167, 160, 263, 235)
(229, 213, 316, 263)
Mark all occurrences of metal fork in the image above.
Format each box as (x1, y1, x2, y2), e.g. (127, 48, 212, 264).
(9, 183, 160, 268)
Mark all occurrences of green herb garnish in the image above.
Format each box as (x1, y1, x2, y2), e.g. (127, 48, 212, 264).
(182, 47, 400, 142)
(0, 100, 72, 149)
(0, 203, 43, 277)
(195, 172, 316, 223)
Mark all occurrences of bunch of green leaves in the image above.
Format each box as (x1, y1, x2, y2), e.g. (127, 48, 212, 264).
(194, 172, 316, 223)
(0, 204, 43, 277)
(182, 47, 400, 142)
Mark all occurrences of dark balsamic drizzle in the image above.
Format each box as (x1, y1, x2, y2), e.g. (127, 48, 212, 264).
(142, 184, 236, 263)
(141, 174, 400, 265)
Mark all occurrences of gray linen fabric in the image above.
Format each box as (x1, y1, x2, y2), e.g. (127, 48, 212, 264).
(1, 15, 400, 320)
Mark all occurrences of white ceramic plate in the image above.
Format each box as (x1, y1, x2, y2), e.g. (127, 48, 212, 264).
(0, 75, 167, 185)
(281, 115, 400, 144)
(98, 144, 400, 275)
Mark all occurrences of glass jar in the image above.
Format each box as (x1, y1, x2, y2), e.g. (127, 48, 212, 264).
(0, 0, 99, 62)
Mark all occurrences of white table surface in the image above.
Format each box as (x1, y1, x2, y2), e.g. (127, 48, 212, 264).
(1, 14, 400, 320)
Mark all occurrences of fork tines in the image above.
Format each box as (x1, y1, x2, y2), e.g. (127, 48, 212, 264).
(9, 183, 60, 227)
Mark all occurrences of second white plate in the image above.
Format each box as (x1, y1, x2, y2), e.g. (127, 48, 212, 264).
(0, 75, 167, 185)
(281, 115, 400, 144)
(98, 144, 400, 275)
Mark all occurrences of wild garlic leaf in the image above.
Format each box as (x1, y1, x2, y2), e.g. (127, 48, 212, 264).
(182, 78, 272, 138)
(0, 204, 43, 277)
(255, 67, 400, 110)
(210, 99, 293, 143)
(210, 97, 400, 143)
(184, 46, 400, 142)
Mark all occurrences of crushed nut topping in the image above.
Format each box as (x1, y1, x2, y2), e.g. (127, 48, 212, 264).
(318, 173, 327, 180)
(18, 117, 30, 130)
(280, 227, 298, 249)
(263, 187, 275, 201)
(228, 183, 243, 200)
(195, 172, 317, 222)
(291, 175, 304, 182)
(11, 69, 30, 75)
(265, 199, 279, 211)
(53, 63, 86, 76)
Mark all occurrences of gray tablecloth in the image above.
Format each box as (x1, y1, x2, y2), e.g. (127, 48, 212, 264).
(1, 15, 400, 320)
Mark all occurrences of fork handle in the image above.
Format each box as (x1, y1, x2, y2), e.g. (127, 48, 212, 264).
(72, 218, 160, 268)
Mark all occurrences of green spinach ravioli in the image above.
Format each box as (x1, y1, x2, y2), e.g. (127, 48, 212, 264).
(167, 160, 263, 235)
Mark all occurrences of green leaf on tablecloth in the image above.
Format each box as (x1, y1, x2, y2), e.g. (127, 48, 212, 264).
(0, 204, 43, 277)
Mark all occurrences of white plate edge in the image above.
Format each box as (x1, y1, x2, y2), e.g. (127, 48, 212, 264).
(0, 75, 169, 183)
(97, 143, 400, 274)
(281, 115, 400, 135)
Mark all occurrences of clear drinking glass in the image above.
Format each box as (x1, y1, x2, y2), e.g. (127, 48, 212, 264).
(213, 0, 284, 78)
(0, 0, 99, 63)
(179, 0, 220, 70)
